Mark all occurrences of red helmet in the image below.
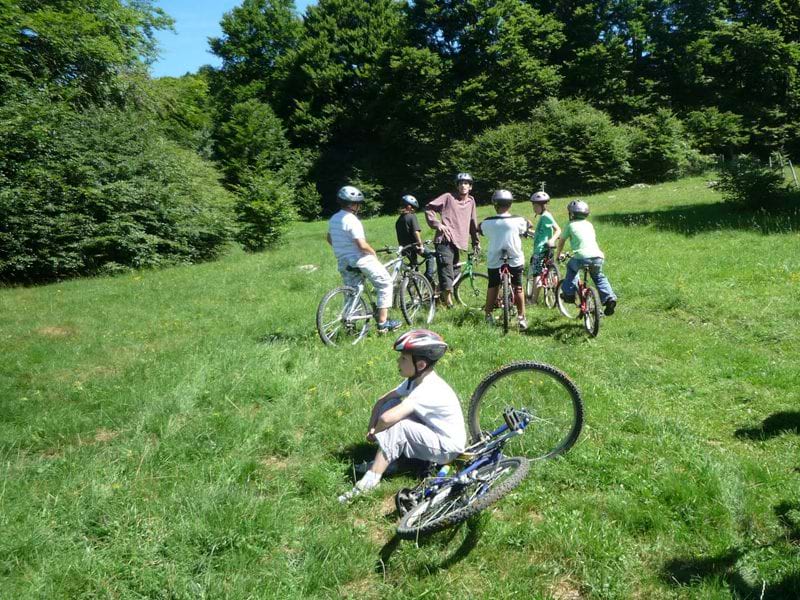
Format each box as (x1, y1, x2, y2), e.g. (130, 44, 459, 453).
(393, 329, 448, 363)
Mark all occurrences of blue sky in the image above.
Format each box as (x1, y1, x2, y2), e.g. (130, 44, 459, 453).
(151, 0, 314, 78)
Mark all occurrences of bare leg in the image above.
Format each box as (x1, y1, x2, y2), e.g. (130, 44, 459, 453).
(484, 286, 499, 316)
(514, 286, 526, 319)
(370, 449, 391, 475)
(377, 308, 389, 323)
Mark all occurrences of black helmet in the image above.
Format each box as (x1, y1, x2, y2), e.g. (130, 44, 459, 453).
(337, 185, 365, 204)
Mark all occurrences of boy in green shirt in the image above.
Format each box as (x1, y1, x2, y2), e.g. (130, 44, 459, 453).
(528, 191, 561, 304)
(556, 200, 618, 316)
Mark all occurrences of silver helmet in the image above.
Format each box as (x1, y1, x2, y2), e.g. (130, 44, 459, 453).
(530, 191, 550, 203)
(336, 185, 365, 204)
(401, 194, 418, 208)
(567, 200, 590, 217)
(455, 172, 474, 184)
(491, 189, 514, 205)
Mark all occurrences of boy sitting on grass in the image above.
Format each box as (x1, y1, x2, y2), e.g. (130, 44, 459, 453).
(338, 329, 466, 503)
(556, 200, 618, 316)
(478, 189, 532, 331)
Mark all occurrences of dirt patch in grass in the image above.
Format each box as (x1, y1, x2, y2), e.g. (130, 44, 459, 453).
(260, 456, 292, 471)
(550, 579, 584, 599)
(36, 326, 75, 337)
(94, 428, 119, 443)
(338, 575, 378, 599)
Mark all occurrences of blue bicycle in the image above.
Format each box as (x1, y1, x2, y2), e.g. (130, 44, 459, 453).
(395, 362, 584, 539)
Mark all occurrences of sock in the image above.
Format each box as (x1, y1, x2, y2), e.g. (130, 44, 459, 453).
(356, 469, 382, 491)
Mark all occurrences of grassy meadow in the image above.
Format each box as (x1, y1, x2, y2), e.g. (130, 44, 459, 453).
(2, 177, 799, 598)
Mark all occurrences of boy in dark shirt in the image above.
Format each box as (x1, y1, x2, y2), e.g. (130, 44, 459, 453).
(396, 195, 435, 285)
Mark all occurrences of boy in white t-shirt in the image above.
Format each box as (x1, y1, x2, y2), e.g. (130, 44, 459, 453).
(478, 190, 532, 331)
(338, 329, 466, 503)
(326, 185, 400, 332)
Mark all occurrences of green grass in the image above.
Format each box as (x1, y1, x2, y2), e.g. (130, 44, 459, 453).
(2, 176, 799, 598)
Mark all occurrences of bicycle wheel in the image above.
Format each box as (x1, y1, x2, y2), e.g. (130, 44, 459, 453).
(525, 265, 536, 301)
(583, 287, 601, 337)
(454, 271, 489, 311)
(556, 280, 581, 319)
(400, 271, 436, 325)
(543, 264, 560, 309)
(396, 457, 529, 539)
(501, 274, 510, 334)
(316, 286, 370, 347)
(468, 362, 584, 459)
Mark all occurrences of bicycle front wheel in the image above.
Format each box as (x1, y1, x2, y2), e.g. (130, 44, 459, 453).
(543, 264, 560, 309)
(400, 271, 436, 325)
(583, 287, 601, 337)
(454, 271, 489, 311)
(396, 457, 529, 539)
(468, 362, 584, 460)
(556, 280, 580, 319)
(316, 286, 370, 347)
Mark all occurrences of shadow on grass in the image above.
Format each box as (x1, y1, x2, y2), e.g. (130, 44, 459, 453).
(734, 412, 800, 440)
(662, 503, 800, 597)
(521, 318, 588, 342)
(376, 514, 486, 575)
(257, 329, 316, 345)
(595, 202, 800, 236)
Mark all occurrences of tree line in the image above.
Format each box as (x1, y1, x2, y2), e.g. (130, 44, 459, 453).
(1, 0, 797, 282)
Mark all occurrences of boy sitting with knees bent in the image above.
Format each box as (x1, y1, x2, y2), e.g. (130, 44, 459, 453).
(338, 329, 466, 503)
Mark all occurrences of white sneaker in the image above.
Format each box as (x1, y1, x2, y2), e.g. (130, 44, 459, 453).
(485, 314, 495, 326)
(338, 486, 364, 503)
(518, 318, 528, 331)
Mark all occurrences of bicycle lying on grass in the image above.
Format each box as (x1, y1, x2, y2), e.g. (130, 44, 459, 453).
(395, 361, 583, 539)
(316, 244, 436, 347)
(556, 252, 602, 337)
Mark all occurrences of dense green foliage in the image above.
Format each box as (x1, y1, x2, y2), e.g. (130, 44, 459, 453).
(208, 0, 800, 214)
(0, 1, 237, 282)
(716, 155, 795, 208)
(2, 178, 799, 597)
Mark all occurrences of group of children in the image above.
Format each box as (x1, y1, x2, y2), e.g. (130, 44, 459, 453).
(328, 174, 619, 503)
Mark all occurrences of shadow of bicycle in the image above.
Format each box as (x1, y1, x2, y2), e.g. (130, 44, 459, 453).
(735, 411, 800, 440)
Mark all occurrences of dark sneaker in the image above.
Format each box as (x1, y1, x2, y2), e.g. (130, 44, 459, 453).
(560, 292, 575, 304)
(376, 319, 401, 332)
(604, 299, 617, 316)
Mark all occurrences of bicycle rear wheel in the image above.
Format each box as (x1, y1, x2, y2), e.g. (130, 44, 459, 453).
(468, 362, 584, 460)
(316, 286, 370, 346)
(399, 271, 435, 325)
(454, 271, 489, 311)
(556, 280, 581, 319)
(396, 457, 529, 539)
(543, 264, 560, 309)
(501, 274, 510, 334)
(583, 287, 601, 337)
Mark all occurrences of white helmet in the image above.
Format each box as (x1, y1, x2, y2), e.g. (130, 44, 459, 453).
(491, 189, 514, 205)
(455, 172, 474, 184)
(337, 185, 365, 204)
(530, 191, 550, 203)
(567, 200, 589, 217)
(401, 194, 418, 208)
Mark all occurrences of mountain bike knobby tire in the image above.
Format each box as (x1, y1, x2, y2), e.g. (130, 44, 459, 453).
(316, 286, 370, 347)
(543, 264, 560, 309)
(501, 273, 510, 334)
(399, 271, 436, 325)
(468, 362, 584, 460)
(583, 286, 601, 337)
(453, 271, 489, 311)
(396, 457, 529, 539)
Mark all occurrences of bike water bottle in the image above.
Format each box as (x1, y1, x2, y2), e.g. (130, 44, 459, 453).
(436, 465, 451, 477)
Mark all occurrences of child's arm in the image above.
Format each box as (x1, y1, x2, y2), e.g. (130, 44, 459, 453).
(549, 222, 562, 247)
(355, 238, 378, 257)
(366, 389, 402, 436)
(556, 235, 566, 259)
(372, 398, 415, 434)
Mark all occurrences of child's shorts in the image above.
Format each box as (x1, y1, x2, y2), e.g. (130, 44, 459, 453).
(530, 248, 554, 276)
(488, 265, 523, 287)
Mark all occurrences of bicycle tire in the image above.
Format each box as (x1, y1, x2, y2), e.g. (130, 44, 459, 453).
(501, 273, 511, 333)
(396, 457, 529, 539)
(583, 286, 601, 337)
(556, 280, 581, 319)
(316, 286, 370, 347)
(454, 271, 489, 311)
(468, 362, 584, 460)
(543, 264, 560, 309)
(399, 271, 436, 325)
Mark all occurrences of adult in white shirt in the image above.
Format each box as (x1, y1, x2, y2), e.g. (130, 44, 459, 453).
(338, 330, 466, 502)
(326, 185, 400, 332)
